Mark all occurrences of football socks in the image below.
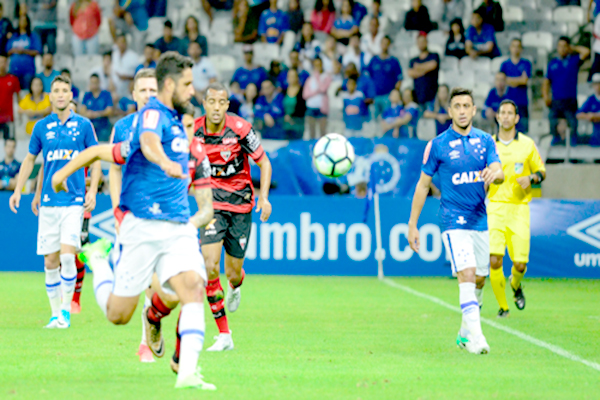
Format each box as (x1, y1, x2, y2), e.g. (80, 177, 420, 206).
(490, 267, 509, 311)
(207, 278, 230, 334)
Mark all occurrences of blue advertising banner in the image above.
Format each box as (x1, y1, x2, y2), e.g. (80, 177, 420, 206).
(1, 192, 599, 278)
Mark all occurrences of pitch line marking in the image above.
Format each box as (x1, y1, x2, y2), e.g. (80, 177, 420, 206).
(382, 278, 600, 372)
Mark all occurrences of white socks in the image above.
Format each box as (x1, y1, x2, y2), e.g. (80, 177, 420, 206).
(141, 295, 151, 345)
(60, 254, 77, 311)
(91, 253, 114, 316)
(45, 267, 61, 318)
(459, 282, 483, 338)
(475, 287, 483, 308)
(177, 302, 205, 379)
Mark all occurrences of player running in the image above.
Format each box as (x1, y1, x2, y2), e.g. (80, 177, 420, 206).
(488, 99, 546, 318)
(8, 75, 101, 329)
(408, 87, 504, 355)
(191, 81, 272, 353)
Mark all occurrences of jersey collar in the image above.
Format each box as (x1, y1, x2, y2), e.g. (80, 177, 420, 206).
(147, 96, 181, 120)
(50, 109, 76, 125)
(494, 131, 520, 142)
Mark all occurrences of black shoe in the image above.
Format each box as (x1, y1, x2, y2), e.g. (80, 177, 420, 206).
(512, 285, 526, 310)
(497, 308, 510, 318)
(170, 352, 179, 374)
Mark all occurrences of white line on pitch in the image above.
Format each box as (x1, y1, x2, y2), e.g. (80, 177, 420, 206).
(382, 278, 600, 372)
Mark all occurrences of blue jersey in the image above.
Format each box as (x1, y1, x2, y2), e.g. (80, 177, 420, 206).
(254, 93, 285, 120)
(342, 91, 366, 131)
(36, 70, 61, 93)
(111, 112, 139, 176)
(577, 94, 600, 146)
(258, 8, 290, 43)
(82, 90, 114, 132)
(29, 111, 98, 207)
(120, 97, 191, 223)
(465, 24, 500, 58)
(483, 87, 515, 117)
(232, 66, 269, 90)
(277, 68, 309, 90)
(334, 15, 357, 31)
(422, 127, 501, 231)
(6, 33, 42, 75)
(0, 159, 20, 180)
(499, 58, 532, 107)
(365, 55, 402, 97)
(546, 55, 582, 101)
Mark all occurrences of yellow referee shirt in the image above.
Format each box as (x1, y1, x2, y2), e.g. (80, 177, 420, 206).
(488, 132, 546, 204)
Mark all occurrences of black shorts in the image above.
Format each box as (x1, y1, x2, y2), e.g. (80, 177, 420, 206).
(200, 209, 252, 259)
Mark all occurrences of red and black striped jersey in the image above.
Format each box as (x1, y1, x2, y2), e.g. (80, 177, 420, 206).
(193, 113, 265, 213)
(188, 137, 211, 189)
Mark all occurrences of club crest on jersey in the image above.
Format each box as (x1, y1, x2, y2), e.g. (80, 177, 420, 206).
(515, 162, 524, 174)
(449, 139, 461, 148)
(220, 150, 232, 161)
(449, 150, 460, 160)
(47, 149, 80, 162)
(452, 170, 481, 185)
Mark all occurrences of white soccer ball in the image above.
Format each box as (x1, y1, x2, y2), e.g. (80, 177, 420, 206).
(312, 133, 355, 178)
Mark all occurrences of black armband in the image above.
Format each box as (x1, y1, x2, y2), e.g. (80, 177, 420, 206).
(535, 171, 545, 183)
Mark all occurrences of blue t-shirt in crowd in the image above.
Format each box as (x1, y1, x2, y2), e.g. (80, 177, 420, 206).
(352, 2, 368, 24)
(36, 70, 60, 93)
(0, 159, 20, 180)
(29, 111, 98, 207)
(465, 24, 500, 58)
(546, 54, 582, 101)
(422, 127, 501, 231)
(254, 92, 285, 120)
(365, 55, 403, 97)
(154, 36, 182, 54)
(342, 90, 366, 131)
(483, 87, 516, 118)
(258, 8, 290, 43)
(409, 53, 440, 104)
(427, 102, 451, 135)
(577, 94, 600, 146)
(333, 15, 358, 32)
(135, 61, 156, 75)
(119, 0, 148, 31)
(72, 85, 80, 101)
(6, 33, 42, 75)
(82, 90, 114, 133)
(382, 103, 418, 138)
(499, 58, 532, 107)
(119, 97, 136, 113)
(277, 68, 309, 90)
(232, 66, 269, 90)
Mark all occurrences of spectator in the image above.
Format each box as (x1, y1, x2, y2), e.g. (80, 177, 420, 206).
(36, 53, 60, 93)
(60, 69, 80, 101)
(297, 22, 321, 70)
(360, 0, 388, 36)
(234, 0, 259, 44)
(111, 34, 139, 99)
(0, 55, 20, 141)
(440, 0, 465, 32)
(268, 60, 283, 82)
(259, 0, 290, 44)
(81, 74, 114, 142)
(18, 76, 51, 135)
(423, 84, 452, 135)
(475, 0, 503, 32)
(146, 0, 166, 18)
(135, 44, 157, 75)
(331, 0, 359, 45)
(201, 0, 234, 25)
(576, 74, 600, 146)
(288, 0, 304, 34)
(232, 45, 269, 90)
(543, 36, 590, 145)
(466, 9, 500, 59)
(404, 0, 433, 33)
(361, 18, 384, 59)
(0, 3, 14, 55)
(500, 38, 532, 133)
(445, 18, 466, 59)
(255, 79, 285, 138)
(311, 0, 336, 34)
(320, 35, 339, 73)
(341, 76, 367, 137)
(303, 57, 332, 138)
(89, 51, 114, 93)
(189, 41, 218, 99)
(283, 68, 307, 140)
(483, 72, 514, 131)
(239, 82, 258, 123)
(341, 62, 375, 110)
(6, 14, 41, 90)
(342, 34, 370, 72)
(408, 32, 439, 108)
(70, 0, 102, 56)
(28, 0, 57, 54)
(0, 138, 20, 191)
(181, 16, 209, 57)
(589, 14, 600, 81)
(366, 35, 402, 118)
(229, 81, 243, 115)
(154, 20, 182, 54)
(117, 81, 136, 115)
(278, 50, 309, 89)
(381, 88, 410, 138)
(349, 0, 368, 27)
(401, 88, 420, 137)
(109, 0, 149, 54)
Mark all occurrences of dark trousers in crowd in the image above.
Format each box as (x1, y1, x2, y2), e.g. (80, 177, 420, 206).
(517, 106, 528, 134)
(35, 27, 56, 54)
(0, 122, 13, 140)
(589, 53, 600, 81)
(549, 98, 578, 145)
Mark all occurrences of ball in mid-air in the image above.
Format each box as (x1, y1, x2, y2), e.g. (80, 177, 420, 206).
(313, 133, 355, 178)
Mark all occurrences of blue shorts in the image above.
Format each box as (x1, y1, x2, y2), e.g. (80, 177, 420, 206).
(306, 108, 326, 118)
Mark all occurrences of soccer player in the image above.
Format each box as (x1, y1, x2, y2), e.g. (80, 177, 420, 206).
(191, 81, 273, 353)
(8, 75, 101, 329)
(488, 99, 546, 318)
(408, 87, 504, 354)
(77, 52, 216, 390)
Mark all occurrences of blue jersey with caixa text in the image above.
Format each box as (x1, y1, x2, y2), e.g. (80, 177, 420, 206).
(29, 111, 98, 207)
(422, 127, 501, 232)
(120, 97, 191, 223)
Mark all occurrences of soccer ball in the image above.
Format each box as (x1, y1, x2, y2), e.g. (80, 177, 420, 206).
(313, 133, 355, 178)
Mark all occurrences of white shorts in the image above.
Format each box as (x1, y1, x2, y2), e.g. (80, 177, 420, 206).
(111, 213, 207, 297)
(37, 206, 84, 255)
(442, 229, 490, 277)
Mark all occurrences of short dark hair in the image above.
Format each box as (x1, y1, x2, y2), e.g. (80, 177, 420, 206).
(449, 87, 474, 104)
(164, 20, 173, 29)
(60, 68, 71, 75)
(155, 51, 194, 90)
(145, 43, 155, 49)
(103, 51, 112, 58)
(51, 75, 72, 90)
(90, 73, 100, 80)
(511, 38, 522, 45)
(204, 81, 229, 97)
(4, 137, 16, 145)
(373, 0, 381, 4)
(499, 99, 518, 114)
(558, 36, 570, 45)
(473, 8, 485, 18)
(383, 35, 392, 43)
(347, 76, 357, 84)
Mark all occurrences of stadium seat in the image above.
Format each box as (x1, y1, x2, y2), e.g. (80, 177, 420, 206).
(507, 0, 535, 8)
(553, 6, 585, 24)
(529, 119, 550, 143)
(504, 6, 524, 22)
(441, 56, 460, 71)
(460, 57, 491, 73)
(54, 54, 74, 71)
(328, 81, 343, 117)
(147, 18, 167, 43)
(472, 80, 491, 99)
(527, 7, 553, 22)
(98, 18, 113, 49)
(417, 118, 436, 141)
(443, 70, 475, 89)
(280, 31, 297, 65)
(253, 43, 281, 68)
(491, 55, 509, 73)
(426, 30, 448, 49)
(522, 31, 553, 53)
(538, 20, 568, 36)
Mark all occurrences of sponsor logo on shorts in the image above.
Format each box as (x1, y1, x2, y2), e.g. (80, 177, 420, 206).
(240, 235, 247, 250)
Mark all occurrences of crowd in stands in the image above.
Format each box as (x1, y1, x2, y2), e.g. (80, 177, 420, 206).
(2, 0, 600, 189)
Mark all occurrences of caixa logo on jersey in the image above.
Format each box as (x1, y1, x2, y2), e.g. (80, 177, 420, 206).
(171, 137, 190, 153)
(46, 149, 80, 162)
(452, 170, 481, 185)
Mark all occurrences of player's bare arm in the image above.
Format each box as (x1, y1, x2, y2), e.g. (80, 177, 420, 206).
(140, 132, 187, 179)
(109, 163, 122, 210)
(190, 187, 214, 229)
(32, 161, 44, 216)
(52, 145, 117, 193)
(8, 153, 37, 214)
(255, 155, 273, 222)
(481, 162, 504, 186)
(85, 159, 102, 213)
(408, 172, 433, 253)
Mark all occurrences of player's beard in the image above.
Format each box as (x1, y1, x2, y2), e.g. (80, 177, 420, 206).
(172, 92, 189, 115)
(456, 119, 472, 130)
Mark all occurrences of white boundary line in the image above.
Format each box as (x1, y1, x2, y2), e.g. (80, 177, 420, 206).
(382, 278, 600, 372)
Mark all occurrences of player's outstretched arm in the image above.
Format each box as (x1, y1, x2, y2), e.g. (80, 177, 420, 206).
(255, 155, 272, 222)
(51, 145, 116, 193)
(408, 172, 433, 253)
(9, 153, 36, 213)
(190, 187, 215, 229)
(139, 132, 187, 179)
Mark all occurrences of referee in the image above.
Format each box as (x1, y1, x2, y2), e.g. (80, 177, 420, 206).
(488, 99, 546, 318)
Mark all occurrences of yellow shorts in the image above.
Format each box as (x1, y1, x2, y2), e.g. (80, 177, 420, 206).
(487, 202, 530, 263)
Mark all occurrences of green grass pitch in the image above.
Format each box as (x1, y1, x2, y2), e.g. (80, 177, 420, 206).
(1, 273, 599, 400)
